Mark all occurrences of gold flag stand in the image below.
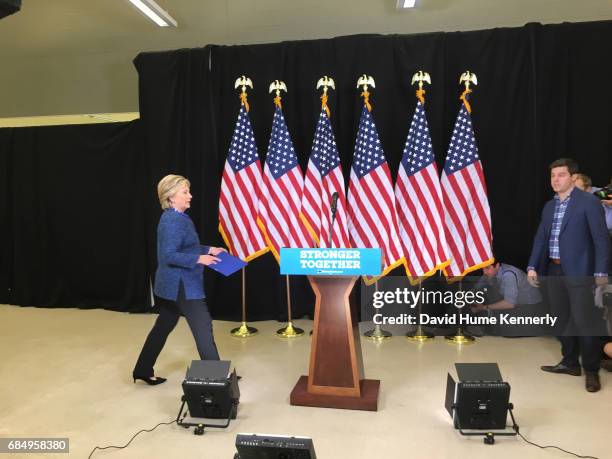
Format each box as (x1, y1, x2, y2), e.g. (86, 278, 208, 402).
(406, 279, 434, 342)
(364, 323, 392, 341)
(444, 280, 475, 344)
(231, 268, 258, 337)
(444, 327, 475, 345)
(277, 275, 304, 337)
(364, 281, 392, 341)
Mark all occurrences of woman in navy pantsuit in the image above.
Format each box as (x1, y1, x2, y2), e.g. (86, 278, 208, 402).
(133, 174, 225, 385)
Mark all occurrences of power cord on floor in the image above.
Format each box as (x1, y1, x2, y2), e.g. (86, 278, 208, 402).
(514, 426, 600, 459)
(88, 419, 176, 458)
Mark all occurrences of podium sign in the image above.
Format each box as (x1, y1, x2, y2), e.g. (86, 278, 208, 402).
(280, 248, 381, 276)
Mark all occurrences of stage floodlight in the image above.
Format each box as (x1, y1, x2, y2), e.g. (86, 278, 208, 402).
(445, 363, 519, 444)
(177, 360, 239, 435)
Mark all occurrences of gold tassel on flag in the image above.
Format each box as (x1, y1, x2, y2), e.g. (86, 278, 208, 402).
(269, 79, 286, 109)
(458, 70, 477, 114)
(235, 75, 253, 113)
(318, 75, 334, 118)
(357, 74, 375, 112)
(412, 70, 430, 105)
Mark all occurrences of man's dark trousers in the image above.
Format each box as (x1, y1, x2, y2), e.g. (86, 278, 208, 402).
(546, 262, 606, 372)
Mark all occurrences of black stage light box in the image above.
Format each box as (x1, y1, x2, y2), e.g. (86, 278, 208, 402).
(0, 0, 20, 19)
(182, 360, 239, 419)
(445, 363, 510, 431)
(235, 433, 317, 459)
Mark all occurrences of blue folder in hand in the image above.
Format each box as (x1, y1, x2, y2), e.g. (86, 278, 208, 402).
(206, 251, 247, 276)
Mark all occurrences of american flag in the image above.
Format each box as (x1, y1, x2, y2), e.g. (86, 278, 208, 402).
(258, 105, 312, 260)
(395, 100, 450, 279)
(219, 105, 269, 261)
(347, 105, 404, 278)
(301, 109, 350, 248)
(441, 100, 493, 278)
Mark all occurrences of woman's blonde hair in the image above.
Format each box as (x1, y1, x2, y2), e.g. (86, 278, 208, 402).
(157, 174, 191, 210)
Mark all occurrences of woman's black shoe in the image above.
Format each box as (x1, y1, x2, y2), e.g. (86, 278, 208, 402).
(133, 375, 167, 385)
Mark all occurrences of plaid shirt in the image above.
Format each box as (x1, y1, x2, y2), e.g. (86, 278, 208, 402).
(528, 188, 607, 276)
(549, 192, 571, 259)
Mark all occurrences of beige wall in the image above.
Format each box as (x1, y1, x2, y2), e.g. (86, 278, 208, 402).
(1, 51, 140, 117)
(1, 0, 611, 117)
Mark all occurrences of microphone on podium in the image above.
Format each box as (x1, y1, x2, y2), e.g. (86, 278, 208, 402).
(328, 192, 339, 248)
(330, 191, 339, 218)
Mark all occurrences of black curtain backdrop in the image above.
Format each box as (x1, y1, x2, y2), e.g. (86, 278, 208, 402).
(0, 128, 12, 304)
(133, 46, 312, 321)
(0, 121, 150, 311)
(135, 21, 611, 321)
(2, 20, 611, 318)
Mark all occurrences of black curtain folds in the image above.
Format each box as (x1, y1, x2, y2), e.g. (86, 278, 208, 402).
(134, 46, 313, 321)
(133, 47, 222, 307)
(135, 21, 611, 320)
(0, 128, 13, 304)
(1, 20, 611, 317)
(0, 122, 150, 311)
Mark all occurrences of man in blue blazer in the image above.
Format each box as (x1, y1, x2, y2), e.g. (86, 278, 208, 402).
(527, 158, 610, 392)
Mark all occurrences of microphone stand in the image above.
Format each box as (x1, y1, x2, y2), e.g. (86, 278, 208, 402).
(328, 192, 338, 248)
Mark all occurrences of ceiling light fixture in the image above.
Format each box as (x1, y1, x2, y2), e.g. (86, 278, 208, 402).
(127, 0, 177, 27)
(397, 0, 417, 8)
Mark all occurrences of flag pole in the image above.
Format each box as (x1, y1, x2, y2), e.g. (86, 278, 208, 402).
(227, 76, 259, 338)
(231, 267, 258, 337)
(265, 80, 304, 338)
(364, 280, 392, 341)
(406, 278, 434, 342)
(443, 71, 479, 345)
(352, 75, 391, 341)
(404, 72, 435, 343)
(445, 279, 475, 344)
(316, 75, 336, 248)
(277, 274, 304, 337)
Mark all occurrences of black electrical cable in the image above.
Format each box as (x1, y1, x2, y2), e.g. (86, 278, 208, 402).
(514, 426, 600, 459)
(87, 419, 176, 459)
(506, 405, 599, 459)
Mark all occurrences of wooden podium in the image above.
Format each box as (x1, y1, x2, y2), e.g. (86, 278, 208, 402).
(289, 275, 380, 411)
